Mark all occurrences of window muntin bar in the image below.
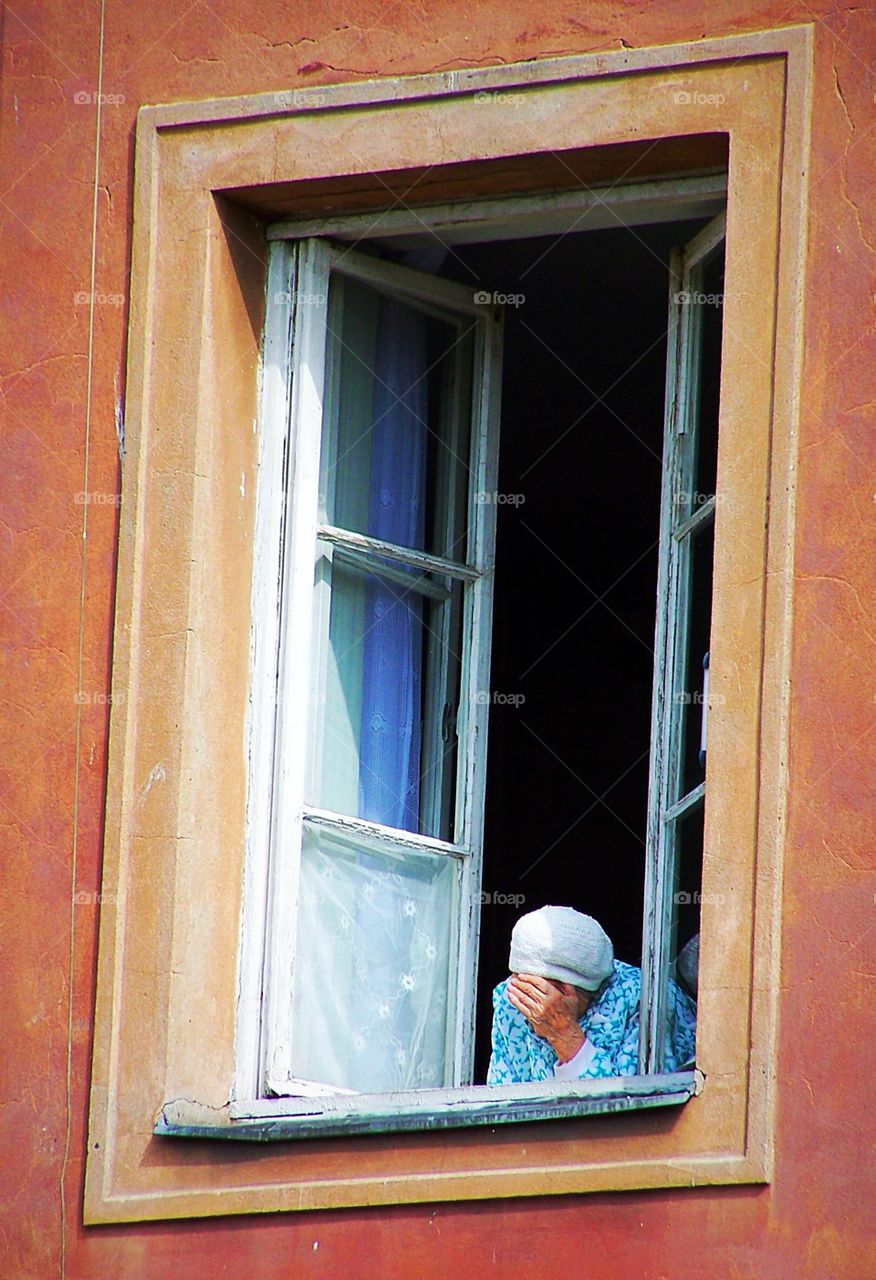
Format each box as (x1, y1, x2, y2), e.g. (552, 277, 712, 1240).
(317, 524, 481, 581)
(662, 782, 706, 825)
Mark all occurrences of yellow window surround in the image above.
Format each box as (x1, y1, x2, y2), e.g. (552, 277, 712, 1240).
(85, 26, 810, 1223)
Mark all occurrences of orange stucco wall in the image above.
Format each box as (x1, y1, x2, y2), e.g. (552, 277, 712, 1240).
(1, 3, 874, 1277)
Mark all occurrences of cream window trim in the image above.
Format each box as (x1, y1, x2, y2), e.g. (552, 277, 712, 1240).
(84, 26, 811, 1223)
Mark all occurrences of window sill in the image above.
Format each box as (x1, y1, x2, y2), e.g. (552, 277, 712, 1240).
(156, 1070, 700, 1142)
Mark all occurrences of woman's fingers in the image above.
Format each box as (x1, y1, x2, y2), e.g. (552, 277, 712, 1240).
(512, 974, 555, 998)
(507, 984, 537, 1014)
(508, 976, 558, 1025)
(508, 992, 543, 1025)
(510, 975, 558, 1014)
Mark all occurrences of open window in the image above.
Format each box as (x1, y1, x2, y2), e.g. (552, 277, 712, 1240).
(86, 45, 802, 1218)
(254, 243, 502, 1096)
(235, 196, 726, 1125)
(642, 215, 725, 1072)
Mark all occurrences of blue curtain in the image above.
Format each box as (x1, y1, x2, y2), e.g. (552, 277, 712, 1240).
(358, 297, 427, 832)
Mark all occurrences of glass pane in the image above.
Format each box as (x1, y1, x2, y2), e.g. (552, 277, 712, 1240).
(309, 543, 463, 840)
(659, 803, 702, 1071)
(692, 246, 724, 503)
(289, 824, 458, 1092)
(321, 273, 474, 563)
(680, 522, 715, 797)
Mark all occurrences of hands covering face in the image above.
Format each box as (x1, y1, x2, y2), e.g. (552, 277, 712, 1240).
(506, 973, 591, 1064)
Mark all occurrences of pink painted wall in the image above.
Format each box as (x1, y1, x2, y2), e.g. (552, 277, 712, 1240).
(1, 3, 874, 1276)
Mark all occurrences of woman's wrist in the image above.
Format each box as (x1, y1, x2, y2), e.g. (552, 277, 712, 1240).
(550, 1023, 586, 1064)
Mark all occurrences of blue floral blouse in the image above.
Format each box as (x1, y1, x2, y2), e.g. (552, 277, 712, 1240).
(486, 960, 696, 1084)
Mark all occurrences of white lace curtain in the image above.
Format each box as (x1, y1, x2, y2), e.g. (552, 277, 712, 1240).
(290, 283, 455, 1093)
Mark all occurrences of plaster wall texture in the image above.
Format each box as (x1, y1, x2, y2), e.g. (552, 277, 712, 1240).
(0, 2, 874, 1277)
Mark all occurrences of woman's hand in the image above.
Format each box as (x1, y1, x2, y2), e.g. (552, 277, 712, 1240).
(507, 973, 589, 1063)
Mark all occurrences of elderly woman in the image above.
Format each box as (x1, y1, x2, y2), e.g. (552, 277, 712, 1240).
(487, 905, 696, 1083)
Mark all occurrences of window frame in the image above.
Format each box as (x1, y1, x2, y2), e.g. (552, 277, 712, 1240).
(84, 32, 809, 1222)
(246, 239, 504, 1099)
(242, 208, 723, 1115)
(641, 211, 726, 1074)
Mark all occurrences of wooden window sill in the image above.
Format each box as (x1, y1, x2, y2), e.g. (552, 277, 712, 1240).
(157, 1071, 699, 1142)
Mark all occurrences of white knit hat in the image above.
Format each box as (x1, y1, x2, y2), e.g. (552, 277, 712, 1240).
(509, 905, 614, 992)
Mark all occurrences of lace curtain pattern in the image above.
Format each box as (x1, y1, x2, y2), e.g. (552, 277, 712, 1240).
(290, 286, 454, 1093)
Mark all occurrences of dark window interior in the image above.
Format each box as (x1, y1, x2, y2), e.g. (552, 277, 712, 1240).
(434, 221, 718, 1082)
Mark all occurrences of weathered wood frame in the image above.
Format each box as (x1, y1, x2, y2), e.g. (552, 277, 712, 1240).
(641, 211, 726, 1073)
(85, 27, 811, 1222)
(250, 240, 502, 1099)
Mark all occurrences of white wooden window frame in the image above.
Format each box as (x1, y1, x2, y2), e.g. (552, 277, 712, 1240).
(641, 211, 726, 1073)
(238, 240, 503, 1101)
(235, 181, 726, 1121)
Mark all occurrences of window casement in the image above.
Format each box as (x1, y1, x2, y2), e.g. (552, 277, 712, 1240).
(250, 242, 503, 1099)
(227, 206, 727, 1132)
(642, 213, 726, 1074)
(85, 37, 806, 1222)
